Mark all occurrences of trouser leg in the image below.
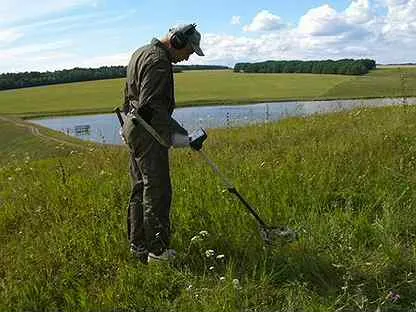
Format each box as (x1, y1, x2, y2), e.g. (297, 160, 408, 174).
(127, 153, 145, 247)
(136, 142, 172, 255)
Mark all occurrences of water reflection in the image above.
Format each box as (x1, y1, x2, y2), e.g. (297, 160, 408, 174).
(29, 97, 416, 145)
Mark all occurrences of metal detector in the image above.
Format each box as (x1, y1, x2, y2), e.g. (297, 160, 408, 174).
(114, 106, 297, 245)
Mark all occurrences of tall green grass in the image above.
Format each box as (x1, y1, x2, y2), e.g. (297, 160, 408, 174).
(2, 105, 416, 310)
(0, 68, 415, 117)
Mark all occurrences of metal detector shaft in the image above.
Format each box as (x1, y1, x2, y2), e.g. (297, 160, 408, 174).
(198, 150, 268, 228)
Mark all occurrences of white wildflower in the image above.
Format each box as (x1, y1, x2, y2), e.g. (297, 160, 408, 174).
(219, 276, 225, 282)
(199, 230, 209, 238)
(205, 249, 215, 258)
(232, 279, 241, 289)
(216, 254, 225, 260)
(191, 235, 202, 243)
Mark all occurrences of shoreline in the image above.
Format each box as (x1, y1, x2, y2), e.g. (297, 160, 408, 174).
(9, 95, 416, 120)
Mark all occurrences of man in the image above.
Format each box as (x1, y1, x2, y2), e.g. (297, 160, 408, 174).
(121, 23, 205, 264)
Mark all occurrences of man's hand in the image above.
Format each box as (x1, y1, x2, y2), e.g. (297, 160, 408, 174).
(189, 128, 207, 151)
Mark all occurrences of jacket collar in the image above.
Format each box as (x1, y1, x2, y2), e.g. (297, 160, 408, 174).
(151, 38, 172, 63)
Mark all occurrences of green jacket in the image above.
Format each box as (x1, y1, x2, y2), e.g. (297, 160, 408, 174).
(123, 38, 178, 146)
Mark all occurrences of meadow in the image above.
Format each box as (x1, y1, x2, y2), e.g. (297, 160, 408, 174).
(0, 67, 415, 118)
(2, 101, 416, 310)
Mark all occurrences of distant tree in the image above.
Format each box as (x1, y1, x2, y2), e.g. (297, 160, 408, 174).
(233, 59, 375, 75)
(0, 64, 230, 90)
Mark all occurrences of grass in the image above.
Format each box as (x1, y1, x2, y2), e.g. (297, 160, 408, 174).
(324, 68, 416, 99)
(0, 68, 415, 118)
(0, 79, 126, 117)
(0, 116, 94, 166)
(2, 104, 416, 310)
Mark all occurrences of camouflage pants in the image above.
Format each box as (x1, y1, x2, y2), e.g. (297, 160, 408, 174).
(127, 132, 172, 255)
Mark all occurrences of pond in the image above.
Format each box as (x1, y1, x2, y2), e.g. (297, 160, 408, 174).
(29, 97, 415, 145)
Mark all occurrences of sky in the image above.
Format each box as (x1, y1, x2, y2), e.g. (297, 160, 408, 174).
(0, 0, 415, 73)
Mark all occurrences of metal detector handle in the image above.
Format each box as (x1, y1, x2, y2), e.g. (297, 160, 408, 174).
(114, 107, 124, 126)
(198, 150, 267, 227)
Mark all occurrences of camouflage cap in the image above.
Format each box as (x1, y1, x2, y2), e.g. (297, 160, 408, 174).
(169, 24, 204, 56)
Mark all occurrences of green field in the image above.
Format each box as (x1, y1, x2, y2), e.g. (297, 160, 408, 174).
(0, 68, 415, 117)
(2, 68, 416, 310)
(2, 103, 416, 310)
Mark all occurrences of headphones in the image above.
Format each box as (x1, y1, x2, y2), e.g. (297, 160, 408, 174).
(169, 23, 197, 50)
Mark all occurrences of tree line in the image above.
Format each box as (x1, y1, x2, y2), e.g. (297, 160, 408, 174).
(234, 59, 376, 75)
(0, 65, 230, 91)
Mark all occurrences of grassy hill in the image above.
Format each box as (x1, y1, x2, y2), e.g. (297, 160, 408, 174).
(0, 68, 415, 118)
(0, 116, 91, 165)
(2, 104, 416, 310)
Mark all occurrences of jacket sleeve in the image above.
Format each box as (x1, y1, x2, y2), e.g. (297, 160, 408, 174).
(138, 58, 173, 146)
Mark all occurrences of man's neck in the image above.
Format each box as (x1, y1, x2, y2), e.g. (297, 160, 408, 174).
(159, 38, 174, 58)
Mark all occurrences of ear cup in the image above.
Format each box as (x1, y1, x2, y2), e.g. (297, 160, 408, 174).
(170, 31, 187, 49)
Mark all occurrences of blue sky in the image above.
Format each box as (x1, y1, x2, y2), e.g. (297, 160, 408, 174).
(0, 0, 414, 73)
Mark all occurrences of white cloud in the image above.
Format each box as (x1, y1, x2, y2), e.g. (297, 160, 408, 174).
(344, 0, 372, 23)
(0, 29, 23, 45)
(79, 53, 130, 68)
(243, 10, 284, 32)
(0, 0, 99, 24)
(0, 49, 129, 73)
(382, 0, 416, 38)
(231, 16, 241, 25)
(188, 31, 304, 66)
(298, 4, 352, 36)
(296, 0, 377, 45)
(0, 41, 76, 72)
(0, 41, 73, 62)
